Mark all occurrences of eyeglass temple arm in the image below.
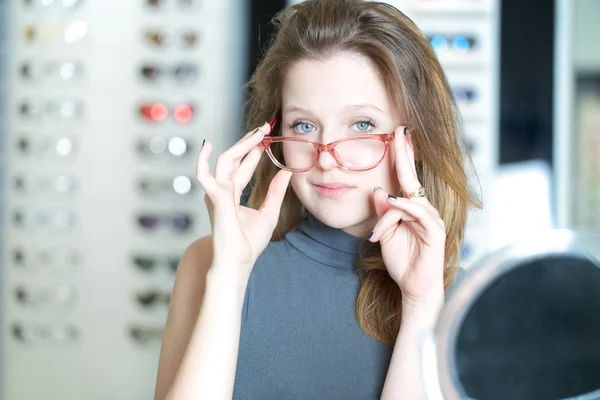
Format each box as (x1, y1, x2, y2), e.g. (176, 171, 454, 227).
(269, 116, 278, 131)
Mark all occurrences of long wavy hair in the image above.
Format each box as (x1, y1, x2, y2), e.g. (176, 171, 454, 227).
(245, 0, 482, 346)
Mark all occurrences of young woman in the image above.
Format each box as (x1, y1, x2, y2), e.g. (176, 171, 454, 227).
(154, 0, 481, 398)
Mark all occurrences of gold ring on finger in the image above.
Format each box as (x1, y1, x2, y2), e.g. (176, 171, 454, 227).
(406, 186, 426, 198)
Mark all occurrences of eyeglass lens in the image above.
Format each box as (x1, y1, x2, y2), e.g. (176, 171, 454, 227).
(269, 137, 387, 171)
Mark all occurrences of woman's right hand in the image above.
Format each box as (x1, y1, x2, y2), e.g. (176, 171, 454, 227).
(196, 122, 293, 275)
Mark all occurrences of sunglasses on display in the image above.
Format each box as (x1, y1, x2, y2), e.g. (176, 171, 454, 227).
(15, 136, 77, 160)
(136, 136, 192, 159)
(12, 246, 82, 274)
(13, 283, 77, 310)
(136, 212, 193, 233)
(132, 254, 181, 273)
(261, 116, 400, 172)
(137, 175, 194, 196)
(138, 102, 195, 123)
(22, 0, 84, 10)
(18, 97, 85, 123)
(139, 63, 198, 84)
(11, 322, 80, 345)
(12, 208, 77, 230)
(145, 0, 200, 11)
(13, 173, 79, 196)
(453, 87, 477, 103)
(427, 34, 477, 53)
(144, 28, 199, 49)
(128, 325, 164, 344)
(19, 59, 85, 84)
(22, 21, 88, 45)
(135, 290, 171, 308)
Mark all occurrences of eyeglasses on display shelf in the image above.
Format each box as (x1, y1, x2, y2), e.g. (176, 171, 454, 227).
(143, 27, 200, 49)
(144, 0, 201, 12)
(13, 283, 78, 310)
(13, 173, 79, 196)
(19, 59, 85, 84)
(18, 97, 85, 123)
(134, 290, 171, 308)
(22, 0, 85, 11)
(136, 212, 193, 233)
(426, 34, 477, 53)
(21, 21, 89, 45)
(138, 101, 195, 124)
(453, 87, 477, 103)
(15, 136, 78, 160)
(128, 324, 164, 344)
(139, 63, 198, 85)
(11, 321, 80, 346)
(132, 254, 181, 273)
(136, 136, 193, 159)
(11, 246, 82, 274)
(11, 208, 77, 231)
(137, 175, 194, 197)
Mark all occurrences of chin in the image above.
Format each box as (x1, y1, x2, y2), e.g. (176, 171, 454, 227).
(304, 202, 374, 231)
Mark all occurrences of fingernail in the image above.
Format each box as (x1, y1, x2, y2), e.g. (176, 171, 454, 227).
(263, 121, 269, 127)
(373, 186, 382, 193)
(388, 194, 396, 200)
(366, 232, 374, 240)
(202, 139, 205, 147)
(252, 127, 260, 134)
(403, 126, 408, 136)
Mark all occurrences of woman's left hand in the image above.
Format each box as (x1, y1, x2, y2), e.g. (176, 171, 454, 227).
(369, 126, 446, 310)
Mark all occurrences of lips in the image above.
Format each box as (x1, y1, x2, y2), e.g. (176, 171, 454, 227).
(312, 182, 355, 200)
(314, 182, 354, 189)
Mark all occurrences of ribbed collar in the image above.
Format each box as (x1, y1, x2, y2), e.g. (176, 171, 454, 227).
(284, 212, 363, 269)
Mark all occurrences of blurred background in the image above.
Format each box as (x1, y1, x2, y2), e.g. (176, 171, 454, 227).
(0, 0, 598, 399)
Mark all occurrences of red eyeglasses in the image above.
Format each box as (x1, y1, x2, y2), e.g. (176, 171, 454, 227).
(260, 116, 401, 172)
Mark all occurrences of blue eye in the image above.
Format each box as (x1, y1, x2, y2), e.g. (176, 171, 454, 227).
(291, 122, 316, 134)
(352, 120, 374, 132)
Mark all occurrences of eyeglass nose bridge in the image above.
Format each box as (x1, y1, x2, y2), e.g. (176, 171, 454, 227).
(313, 142, 345, 167)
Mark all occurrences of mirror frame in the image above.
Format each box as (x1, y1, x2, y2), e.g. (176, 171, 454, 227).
(433, 229, 600, 400)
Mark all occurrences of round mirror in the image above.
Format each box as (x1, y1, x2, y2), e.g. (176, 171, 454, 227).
(429, 229, 600, 400)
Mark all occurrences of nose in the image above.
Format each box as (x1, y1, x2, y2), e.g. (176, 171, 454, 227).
(315, 148, 340, 171)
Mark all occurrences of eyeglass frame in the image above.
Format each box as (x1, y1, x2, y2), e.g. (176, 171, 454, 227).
(260, 115, 404, 172)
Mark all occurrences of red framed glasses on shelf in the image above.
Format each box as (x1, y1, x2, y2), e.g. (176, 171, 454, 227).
(260, 116, 402, 172)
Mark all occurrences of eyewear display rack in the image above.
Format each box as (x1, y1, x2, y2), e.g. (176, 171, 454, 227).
(1, 1, 247, 399)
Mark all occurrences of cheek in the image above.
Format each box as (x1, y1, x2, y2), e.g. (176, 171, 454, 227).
(367, 154, 399, 189)
(290, 173, 309, 195)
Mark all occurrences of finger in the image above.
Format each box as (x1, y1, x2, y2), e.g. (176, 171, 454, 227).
(234, 122, 269, 170)
(368, 207, 417, 242)
(234, 144, 265, 202)
(203, 191, 215, 230)
(196, 140, 219, 197)
(214, 122, 270, 183)
(258, 169, 293, 224)
(418, 197, 442, 220)
(196, 141, 221, 231)
(394, 130, 441, 218)
(242, 122, 268, 139)
(387, 196, 446, 235)
(372, 186, 394, 219)
(405, 131, 417, 176)
(393, 126, 422, 197)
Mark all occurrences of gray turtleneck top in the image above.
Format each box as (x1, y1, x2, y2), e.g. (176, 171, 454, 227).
(232, 213, 394, 400)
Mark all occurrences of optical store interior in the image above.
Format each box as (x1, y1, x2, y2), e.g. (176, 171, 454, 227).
(1, 0, 599, 399)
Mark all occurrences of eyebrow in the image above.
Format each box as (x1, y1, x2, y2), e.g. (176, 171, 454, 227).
(283, 103, 387, 115)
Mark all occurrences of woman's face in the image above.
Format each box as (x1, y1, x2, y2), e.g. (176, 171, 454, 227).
(281, 52, 402, 237)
